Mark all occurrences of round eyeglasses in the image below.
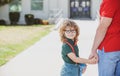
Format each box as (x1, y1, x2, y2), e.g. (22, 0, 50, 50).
(65, 30, 76, 34)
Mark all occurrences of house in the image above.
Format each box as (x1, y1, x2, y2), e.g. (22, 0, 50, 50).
(0, 0, 101, 24)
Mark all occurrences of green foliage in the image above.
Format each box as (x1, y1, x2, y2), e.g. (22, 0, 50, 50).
(0, 0, 13, 6)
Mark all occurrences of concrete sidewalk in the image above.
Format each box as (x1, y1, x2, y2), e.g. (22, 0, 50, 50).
(0, 20, 98, 76)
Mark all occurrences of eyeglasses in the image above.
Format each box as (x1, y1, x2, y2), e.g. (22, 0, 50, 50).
(65, 30, 76, 34)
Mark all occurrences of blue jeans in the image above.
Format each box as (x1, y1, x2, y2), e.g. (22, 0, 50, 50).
(79, 63, 86, 76)
(60, 62, 86, 76)
(98, 49, 120, 76)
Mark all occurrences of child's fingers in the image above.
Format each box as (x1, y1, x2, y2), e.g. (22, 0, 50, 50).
(90, 57, 97, 64)
(82, 67, 86, 73)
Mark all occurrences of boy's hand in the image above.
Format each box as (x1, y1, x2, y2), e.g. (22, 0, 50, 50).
(88, 57, 97, 64)
(89, 51, 98, 63)
(82, 66, 87, 73)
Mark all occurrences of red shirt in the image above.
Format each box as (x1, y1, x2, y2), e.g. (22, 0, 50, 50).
(98, 0, 120, 52)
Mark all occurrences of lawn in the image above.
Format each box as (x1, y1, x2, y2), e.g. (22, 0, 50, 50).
(0, 25, 54, 66)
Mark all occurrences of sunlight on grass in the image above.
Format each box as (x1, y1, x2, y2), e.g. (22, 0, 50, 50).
(0, 25, 54, 66)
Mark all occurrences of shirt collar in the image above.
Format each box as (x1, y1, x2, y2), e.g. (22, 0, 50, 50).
(66, 38, 74, 45)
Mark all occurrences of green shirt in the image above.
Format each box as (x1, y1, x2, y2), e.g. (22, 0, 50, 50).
(61, 38, 79, 64)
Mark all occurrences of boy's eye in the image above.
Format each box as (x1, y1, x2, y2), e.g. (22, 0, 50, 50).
(65, 30, 76, 33)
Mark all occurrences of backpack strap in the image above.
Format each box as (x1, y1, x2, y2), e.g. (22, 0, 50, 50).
(65, 41, 77, 64)
(65, 41, 75, 54)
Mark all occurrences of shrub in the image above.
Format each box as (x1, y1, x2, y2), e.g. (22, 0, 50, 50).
(9, 12, 20, 25)
(0, 19, 6, 25)
(34, 18, 40, 25)
(25, 14, 34, 25)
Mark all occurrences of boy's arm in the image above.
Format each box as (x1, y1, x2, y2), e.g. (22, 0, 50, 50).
(67, 52, 96, 64)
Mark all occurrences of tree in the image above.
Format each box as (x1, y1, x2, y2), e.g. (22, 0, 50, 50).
(0, 0, 13, 6)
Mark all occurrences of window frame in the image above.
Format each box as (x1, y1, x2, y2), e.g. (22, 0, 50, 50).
(31, 0, 44, 11)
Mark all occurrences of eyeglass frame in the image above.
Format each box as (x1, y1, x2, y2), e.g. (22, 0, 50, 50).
(64, 30, 76, 34)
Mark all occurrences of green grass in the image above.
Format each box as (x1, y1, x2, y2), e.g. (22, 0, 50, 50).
(0, 25, 54, 66)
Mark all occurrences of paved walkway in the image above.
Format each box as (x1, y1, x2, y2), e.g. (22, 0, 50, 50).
(0, 20, 98, 76)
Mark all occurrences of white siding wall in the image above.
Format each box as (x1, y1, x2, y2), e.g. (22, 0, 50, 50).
(91, 0, 100, 19)
(20, 0, 49, 24)
(57, 0, 69, 18)
(19, 0, 30, 24)
(49, 0, 58, 9)
(0, 0, 50, 24)
(0, 0, 100, 24)
(0, 5, 9, 24)
(48, 0, 69, 18)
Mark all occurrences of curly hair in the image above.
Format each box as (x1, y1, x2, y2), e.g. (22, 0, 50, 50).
(59, 19, 80, 43)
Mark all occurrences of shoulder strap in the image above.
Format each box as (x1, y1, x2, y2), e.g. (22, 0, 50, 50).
(65, 41, 75, 54)
(65, 41, 77, 64)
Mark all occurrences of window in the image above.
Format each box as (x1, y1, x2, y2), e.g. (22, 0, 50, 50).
(9, 0, 22, 12)
(31, 0, 43, 11)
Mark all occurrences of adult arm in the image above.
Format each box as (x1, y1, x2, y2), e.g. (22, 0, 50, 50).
(89, 17, 112, 62)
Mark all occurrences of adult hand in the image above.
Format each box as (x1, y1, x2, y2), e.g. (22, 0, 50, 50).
(89, 51, 98, 64)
